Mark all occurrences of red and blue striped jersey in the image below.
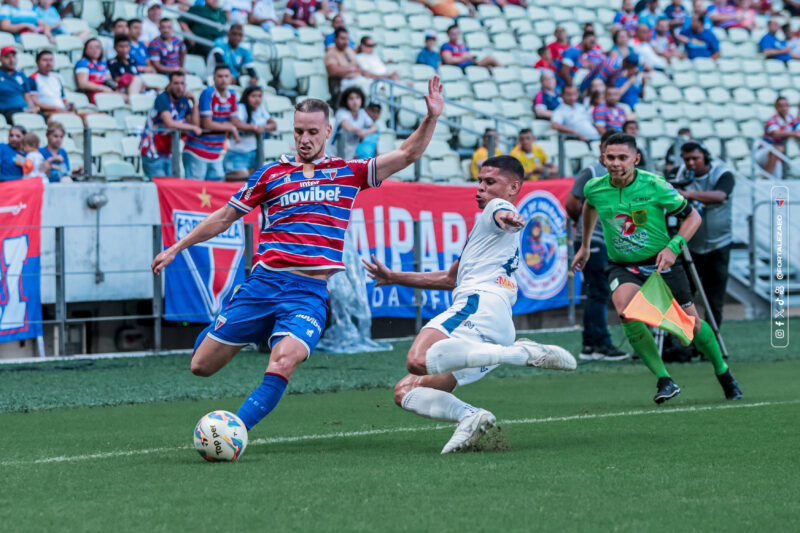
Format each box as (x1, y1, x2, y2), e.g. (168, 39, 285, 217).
(592, 104, 627, 131)
(184, 87, 237, 160)
(441, 42, 474, 68)
(74, 58, 109, 86)
(763, 114, 797, 146)
(147, 36, 185, 68)
(228, 155, 379, 272)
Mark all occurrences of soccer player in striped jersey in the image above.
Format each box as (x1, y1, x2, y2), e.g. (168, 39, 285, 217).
(151, 77, 445, 433)
(364, 157, 576, 454)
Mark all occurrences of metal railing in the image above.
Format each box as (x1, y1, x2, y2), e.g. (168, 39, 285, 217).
(750, 138, 800, 180)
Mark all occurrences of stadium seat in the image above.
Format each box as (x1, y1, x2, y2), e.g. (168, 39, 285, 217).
(140, 74, 168, 90)
(473, 81, 499, 101)
(21, 33, 52, 53)
(659, 86, 682, 103)
(732, 88, 756, 105)
(439, 65, 465, 83)
(464, 31, 491, 50)
(103, 160, 139, 181)
(464, 66, 491, 84)
(94, 93, 129, 114)
(12, 113, 46, 131)
(125, 115, 146, 136)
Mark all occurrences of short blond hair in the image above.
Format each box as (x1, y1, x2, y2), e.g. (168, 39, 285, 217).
(22, 132, 40, 149)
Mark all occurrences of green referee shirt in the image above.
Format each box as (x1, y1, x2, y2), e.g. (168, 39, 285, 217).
(583, 169, 688, 264)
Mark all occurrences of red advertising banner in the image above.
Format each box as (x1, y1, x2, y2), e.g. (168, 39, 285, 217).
(0, 178, 43, 341)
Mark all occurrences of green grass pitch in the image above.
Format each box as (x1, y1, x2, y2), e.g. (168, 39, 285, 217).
(1, 320, 798, 532)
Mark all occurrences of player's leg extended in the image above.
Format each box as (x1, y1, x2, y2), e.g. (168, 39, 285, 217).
(683, 304, 743, 400)
(191, 326, 244, 377)
(612, 282, 671, 379)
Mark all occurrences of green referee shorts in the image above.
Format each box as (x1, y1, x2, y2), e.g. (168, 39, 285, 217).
(606, 262, 694, 308)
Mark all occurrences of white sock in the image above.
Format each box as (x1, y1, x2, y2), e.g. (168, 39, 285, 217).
(425, 338, 529, 375)
(400, 387, 478, 422)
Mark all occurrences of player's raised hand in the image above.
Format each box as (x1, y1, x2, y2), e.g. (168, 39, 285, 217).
(655, 248, 677, 274)
(362, 254, 394, 286)
(494, 210, 526, 232)
(424, 76, 444, 119)
(571, 246, 590, 273)
(151, 248, 177, 276)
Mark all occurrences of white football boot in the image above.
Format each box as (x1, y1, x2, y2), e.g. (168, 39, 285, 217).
(514, 338, 577, 371)
(440, 409, 496, 454)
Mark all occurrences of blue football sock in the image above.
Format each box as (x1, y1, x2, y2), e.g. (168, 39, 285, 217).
(236, 372, 288, 430)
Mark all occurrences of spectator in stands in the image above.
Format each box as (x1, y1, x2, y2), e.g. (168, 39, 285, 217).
(206, 24, 258, 85)
(614, 56, 647, 109)
(757, 96, 798, 177)
(547, 26, 571, 62)
(557, 32, 605, 87)
(417, 32, 441, 71)
(225, 0, 252, 25)
(633, 23, 668, 69)
(511, 128, 555, 180)
(21, 132, 46, 179)
(587, 87, 605, 109)
(610, 28, 635, 59)
(664, 126, 692, 176)
(251, 0, 280, 32)
(760, 18, 795, 61)
(441, 24, 501, 71)
(674, 140, 735, 328)
(224, 86, 276, 179)
(30, 50, 76, 117)
(470, 128, 503, 180)
(0, 0, 53, 43)
(324, 0, 344, 16)
(36, 0, 80, 39)
(162, 0, 192, 10)
(593, 86, 628, 134)
(638, 0, 663, 29)
(104, 18, 129, 60)
(182, 65, 245, 181)
(652, 17, 679, 63)
(359, 100, 381, 158)
(579, 53, 625, 95)
(140, 71, 201, 179)
(613, 0, 640, 35)
(664, 0, 689, 30)
(622, 119, 649, 168)
(785, 23, 800, 56)
(148, 18, 186, 75)
(0, 46, 35, 122)
(332, 86, 376, 160)
(141, 1, 162, 44)
(707, 0, 741, 29)
(324, 15, 352, 49)
(409, 0, 475, 18)
(324, 27, 360, 99)
(356, 36, 400, 84)
(75, 39, 119, 104)
(41, 121, 71, 182)
(677, 14, 720, 60)
(181, 0, 227, 56)
(108, 36, 144, 102)
(551, 85, 600, 142)
(534, 46, 557, 72)
(282, 0, 318, 29)
(786, 0, 800, 16)
(533, 71, 561, 120)
(128, 19, 154, 73)
(687, 0, 712, 32)
(0, 126, 31, 181)
(733, 0, 758, 31)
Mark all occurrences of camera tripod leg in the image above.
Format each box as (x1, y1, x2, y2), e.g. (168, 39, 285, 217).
(681, 247, 728, 358)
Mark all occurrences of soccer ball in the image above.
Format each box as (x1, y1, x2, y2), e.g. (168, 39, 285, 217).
(193, 410, 248, 462)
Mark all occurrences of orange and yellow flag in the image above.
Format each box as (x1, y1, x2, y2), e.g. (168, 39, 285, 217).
(622, 273, 696, 346)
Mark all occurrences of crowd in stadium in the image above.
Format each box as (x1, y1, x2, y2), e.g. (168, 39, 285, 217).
(0, 0, 798, 182)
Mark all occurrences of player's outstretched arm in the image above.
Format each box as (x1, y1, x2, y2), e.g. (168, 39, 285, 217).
(373, 76, 443, 182)
(362, 254, 458, 291)
(151, 205, 244, 276)
(494, 210, 526, 232)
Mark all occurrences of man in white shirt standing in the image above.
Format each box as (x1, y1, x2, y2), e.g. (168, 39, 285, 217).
(551, 85, 601, 142)
(363, 156, 576, 454)
(29, 50, 76, 117)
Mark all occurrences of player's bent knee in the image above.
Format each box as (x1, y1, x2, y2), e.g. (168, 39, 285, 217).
(393, 374, 421, 406)
(190, 358, 215, 377)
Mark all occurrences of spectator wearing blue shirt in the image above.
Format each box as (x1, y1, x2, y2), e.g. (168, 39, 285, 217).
(664, 0, 689, 30)
(416, 32, 441, 72)
(127, 19, 155, 73)
(638, 0, 663, 29)
(614, 54, 648, 109)
(0, 126, 31, 181)
(206, 24, 258, 85)
(39, 122, 72, 182)
(677, 15, 720, 60)
(0, 0, 54, 42)
(0, 46, 35, 123)
(324, 15, 353, 49)
(760, 19, 795, 62)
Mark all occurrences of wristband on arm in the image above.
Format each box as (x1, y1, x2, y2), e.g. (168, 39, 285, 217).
(666, 235, 686, 256)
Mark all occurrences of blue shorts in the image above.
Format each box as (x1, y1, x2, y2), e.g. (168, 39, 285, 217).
(201, 267, 329, 357)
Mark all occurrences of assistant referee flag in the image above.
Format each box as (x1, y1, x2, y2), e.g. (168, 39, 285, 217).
(622, 273, 696, 346)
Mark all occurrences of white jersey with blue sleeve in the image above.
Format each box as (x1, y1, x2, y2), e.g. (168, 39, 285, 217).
(453, 197, 521, 307)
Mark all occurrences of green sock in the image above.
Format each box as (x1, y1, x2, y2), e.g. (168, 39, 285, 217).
(693, 320, 728, 375)
(622, 321, 670, 378)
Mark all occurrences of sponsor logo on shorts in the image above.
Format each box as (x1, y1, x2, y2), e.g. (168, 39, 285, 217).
(306, 329, 314, 337)
(516, 191, 568, 299)
(495, 275, 517, 290)
(297, 314, 322, 333)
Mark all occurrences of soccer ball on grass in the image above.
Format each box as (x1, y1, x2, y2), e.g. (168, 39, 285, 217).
(193, 410, 248, 462)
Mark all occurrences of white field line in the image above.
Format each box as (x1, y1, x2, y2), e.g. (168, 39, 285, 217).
(3, 400, 797, 467)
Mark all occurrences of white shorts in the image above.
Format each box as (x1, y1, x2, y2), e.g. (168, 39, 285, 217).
(423, 290, 516, 387)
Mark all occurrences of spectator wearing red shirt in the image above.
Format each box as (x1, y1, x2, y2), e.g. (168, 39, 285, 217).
(440, 24, 500, 71)
(757, 96, 799, 177)
(74, 38, 113, 104)
(547, 26, 571, 61)
(282, 0, 318, 28)
(534, 46, 557, 72)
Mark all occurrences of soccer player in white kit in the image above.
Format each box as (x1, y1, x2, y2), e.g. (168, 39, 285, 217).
(363, 156, 576, 454)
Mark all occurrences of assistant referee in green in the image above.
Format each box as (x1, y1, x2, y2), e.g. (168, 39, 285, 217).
(570, 133, 742, 404)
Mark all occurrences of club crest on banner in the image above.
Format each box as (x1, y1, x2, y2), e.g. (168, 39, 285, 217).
(173, 210, 245, 320)
(515, 190, 569, 300)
